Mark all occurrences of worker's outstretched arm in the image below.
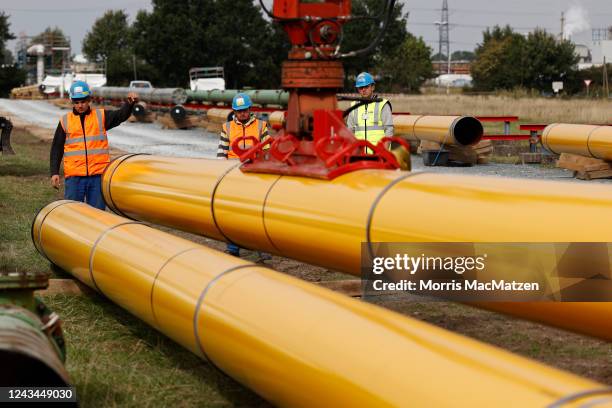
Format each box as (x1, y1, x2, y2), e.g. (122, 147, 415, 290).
(104, 93, 138, 130)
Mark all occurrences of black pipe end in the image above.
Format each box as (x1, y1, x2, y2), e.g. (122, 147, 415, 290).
(0, 350, 70, 387)
(170, 105, 186, 121)
(453, 117, 484, 146)
(133, 103, 147, 118)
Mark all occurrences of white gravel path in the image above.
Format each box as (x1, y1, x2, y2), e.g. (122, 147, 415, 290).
(0, 99, 219, 158)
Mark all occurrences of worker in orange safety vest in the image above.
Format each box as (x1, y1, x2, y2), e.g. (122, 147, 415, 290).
(50, 81, 138, 209)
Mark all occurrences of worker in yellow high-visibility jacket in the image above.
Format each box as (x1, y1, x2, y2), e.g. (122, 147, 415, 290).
(346, 72, 394, 147)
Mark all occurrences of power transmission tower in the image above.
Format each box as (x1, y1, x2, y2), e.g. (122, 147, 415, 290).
(437, 0, 450, 74)
(604, 57, 609, 98)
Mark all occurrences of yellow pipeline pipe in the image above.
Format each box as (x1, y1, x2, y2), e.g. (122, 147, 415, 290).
(393, 115, 483, 145)
(542, 123, 612, 160)
(205, 108, 232, 124)
(102, 155, 612, 341)
(32, 200, 612, 407)
(268, 110, 285, 129)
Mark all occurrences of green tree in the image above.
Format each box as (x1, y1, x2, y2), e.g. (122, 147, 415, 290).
(431, 52, 447, 61)
(82, 10, 137, 85)
(132, 0, 287, 88)
(342, 0, 408, 88)
(451, 50, 475, 61)
(565, 64, 612, 96)
(471, 26, 526, 91)
(376, 33, 434, 93)
(0, 11, 14, 64)
(472, 25, 579, 92)
(0, 65, 26, 96)
(0, 12, 25, 96)
(521, 29, 578, 92)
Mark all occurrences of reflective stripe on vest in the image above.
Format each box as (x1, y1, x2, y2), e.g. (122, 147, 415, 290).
(350, 99, 388, 145)
(62, 109, 110, 177)
(224, 117, 267, 159)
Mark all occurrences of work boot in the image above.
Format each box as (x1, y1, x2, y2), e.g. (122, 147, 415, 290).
(224, 249, 240, 257)
(225, 243, 240, 257)
(256, 252, 272, 263)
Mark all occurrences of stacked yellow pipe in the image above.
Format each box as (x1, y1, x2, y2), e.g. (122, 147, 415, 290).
(205, 108, 232, 124)
(393, 115, 483, 145)
(102, 155, 612, 341)
(32, 200, 612, 407)
(542, 123, 612, 160)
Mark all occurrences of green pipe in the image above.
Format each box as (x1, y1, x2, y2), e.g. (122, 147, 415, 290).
(0, 271, 69, 386)
(186, 89, 289, 106)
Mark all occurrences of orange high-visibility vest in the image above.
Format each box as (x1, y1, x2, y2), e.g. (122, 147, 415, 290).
(60, 109, 110, 177)
(223, 118, 267, 159)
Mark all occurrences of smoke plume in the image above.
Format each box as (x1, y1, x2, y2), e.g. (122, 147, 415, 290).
(563, 4, 590, 40)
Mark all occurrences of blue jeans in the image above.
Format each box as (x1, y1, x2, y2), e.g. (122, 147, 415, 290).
(64, 175, 105, 210)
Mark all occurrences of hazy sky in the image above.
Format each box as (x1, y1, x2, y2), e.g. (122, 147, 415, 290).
(1, 0, 611, 55)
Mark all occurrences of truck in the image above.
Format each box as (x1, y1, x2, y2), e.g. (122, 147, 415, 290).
(189, 67, 225, 91)
(129, 80, 153, 89)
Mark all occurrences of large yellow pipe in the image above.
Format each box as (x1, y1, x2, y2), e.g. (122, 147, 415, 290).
(542, 123, 612, 160)
(31, 200, 612, 407)
(102, 155, 612, 341)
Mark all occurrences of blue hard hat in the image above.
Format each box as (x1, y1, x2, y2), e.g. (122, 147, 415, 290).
(232, 93, 252, 111)
(355, 72, 375, 88)
(69, 81, 91, 100)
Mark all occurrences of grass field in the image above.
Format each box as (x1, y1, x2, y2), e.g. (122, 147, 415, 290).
(0, 128, 59, 274)
(340, 94, 612, 124)
(390, 94, 612, 124)
(0, 130, 266, 407)
(1, 129, 611, 406)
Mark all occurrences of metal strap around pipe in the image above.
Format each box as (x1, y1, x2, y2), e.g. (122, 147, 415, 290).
(209, 162, 243, 245)
(88, 221, 144, 294)
(33, 200, 73, 262)
(546, 388, 612, 408)
(585, 126, 602, 159)
(412, 115, 424, 141)
(102, 154, 147, 220)
(449, 116, 461, 142)
(149, 247, 201, 328)
(261, 176, 283, 254)
(542, 123, 561, 155)
(192, 264, 255, 361)
(365, 172, 422, 261)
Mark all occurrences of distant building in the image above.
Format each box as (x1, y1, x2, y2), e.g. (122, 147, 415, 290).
(588, 27, 612, 65)
(431, 74, 473, 88)
(432, 60, 472, 75)
(575, 44, 592, 63)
